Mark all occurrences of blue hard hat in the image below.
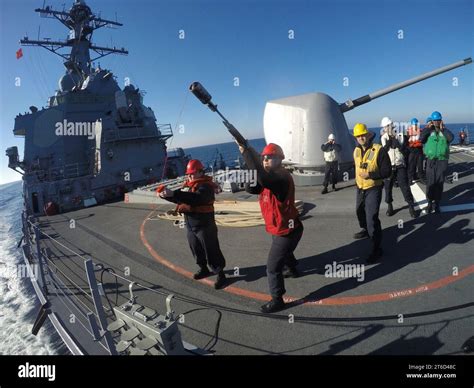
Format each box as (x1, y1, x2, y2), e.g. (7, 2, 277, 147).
(431, 111, 442, 120)
(425, 117, 432, 123)
(411, 118, 419, 125)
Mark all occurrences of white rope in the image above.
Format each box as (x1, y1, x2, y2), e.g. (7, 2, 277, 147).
(154, 200, 304, 228)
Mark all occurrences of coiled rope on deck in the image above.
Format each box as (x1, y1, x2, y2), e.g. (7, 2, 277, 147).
(153, 200, 304, 228)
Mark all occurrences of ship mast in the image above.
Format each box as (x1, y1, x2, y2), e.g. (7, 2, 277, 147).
(20, 0, 128, 78)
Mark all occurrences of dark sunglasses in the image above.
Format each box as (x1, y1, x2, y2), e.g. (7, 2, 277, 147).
(262, 155, 278, 161)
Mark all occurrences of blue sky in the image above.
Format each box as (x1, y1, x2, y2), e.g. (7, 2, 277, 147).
(1, 0, 473, 184)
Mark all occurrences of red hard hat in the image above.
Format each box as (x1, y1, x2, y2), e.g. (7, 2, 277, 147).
(261, 143, 285, 159)
(185, 159, 205, 174)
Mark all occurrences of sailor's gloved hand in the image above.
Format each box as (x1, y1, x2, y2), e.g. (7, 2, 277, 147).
(386, 136, 399, 149)
(159, 188, 174, 198)
(235, 140, 249, 154)
(391, 138, 402, 149)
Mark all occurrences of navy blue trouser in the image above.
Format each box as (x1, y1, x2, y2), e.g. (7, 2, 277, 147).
(267, 223, 303, 298)
(408, 147, 425, 182)
(384, 166, 414, 205)
(425, 159, 449, 202)
(186, 222, 226, 273)
(356, 186, 383, 251)
(323, 161, 338, 187)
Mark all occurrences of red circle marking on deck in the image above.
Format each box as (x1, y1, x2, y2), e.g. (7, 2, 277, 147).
(140, 210, 474, 306)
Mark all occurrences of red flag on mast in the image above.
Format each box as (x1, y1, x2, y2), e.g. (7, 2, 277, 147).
(16, 48, 23, 59)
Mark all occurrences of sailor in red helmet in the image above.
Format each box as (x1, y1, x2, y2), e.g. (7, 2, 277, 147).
(238, 142, 303, 313)
(159, 159, 227, 289)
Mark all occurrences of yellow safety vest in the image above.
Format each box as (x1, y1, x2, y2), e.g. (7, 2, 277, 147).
(353, 143, 383, 190)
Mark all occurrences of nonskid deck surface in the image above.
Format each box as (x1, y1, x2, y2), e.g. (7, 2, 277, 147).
(38, 149, 474, 355)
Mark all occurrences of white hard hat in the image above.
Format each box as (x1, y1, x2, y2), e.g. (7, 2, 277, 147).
(328, 133, 335, 140)
(380, 117, 393, 128)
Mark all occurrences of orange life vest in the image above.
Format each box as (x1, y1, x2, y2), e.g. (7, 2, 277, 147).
(408, 125, 422, 148)
(175, 176, 217, 214)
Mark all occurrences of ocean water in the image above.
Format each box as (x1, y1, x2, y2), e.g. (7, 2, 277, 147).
(184, 138, 267, 170)
(0, 181, 65, 355)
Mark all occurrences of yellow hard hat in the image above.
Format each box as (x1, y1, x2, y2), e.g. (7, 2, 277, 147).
(353, 123, 368, 137)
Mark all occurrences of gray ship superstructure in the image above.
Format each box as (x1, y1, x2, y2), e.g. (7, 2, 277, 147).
(6, 0, 186, 216)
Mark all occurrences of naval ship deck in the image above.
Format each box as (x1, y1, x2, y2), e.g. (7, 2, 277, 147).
(36, 147, 474, 355)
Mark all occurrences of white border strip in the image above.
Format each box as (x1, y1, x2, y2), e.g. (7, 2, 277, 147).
(410, 183, 474, 213)
(410, 183, 428, 211)
(440, 203, 474, 212)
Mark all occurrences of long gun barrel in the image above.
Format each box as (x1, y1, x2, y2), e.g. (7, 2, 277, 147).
(189, 82, 248, 147)
(340, 57, 472, 112)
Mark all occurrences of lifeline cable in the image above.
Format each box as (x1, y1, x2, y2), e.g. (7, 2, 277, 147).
(100, 267, 119, 317)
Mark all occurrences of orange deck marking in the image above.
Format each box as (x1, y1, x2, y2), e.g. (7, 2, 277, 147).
(140, 210, 474, 306)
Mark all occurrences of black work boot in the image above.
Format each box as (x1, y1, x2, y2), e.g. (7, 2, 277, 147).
(260, 297, 285, 313)
(366, 247, 383, 264)
(353, 229, 369, 239)
(214, 271, 227, 290)
(283, 266, 300, 278)
(408, 204, 417, 218)
(193, 266, 211, 280)
(321, 187, 328, 194)
(386, 203, 394, 216)
(426, 201, 433, 214)
(434, 202, 441, 214)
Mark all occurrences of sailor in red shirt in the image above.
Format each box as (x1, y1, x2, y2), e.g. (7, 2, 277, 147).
(238, 143, 303, 313)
